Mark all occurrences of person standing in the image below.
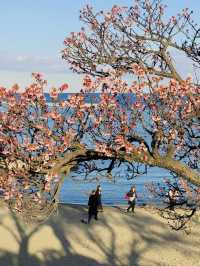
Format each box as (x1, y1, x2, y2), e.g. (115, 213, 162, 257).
(95, 185, 103, 212)
(126, 185, 137, 213)
(87, 190, 99, 224)
(168, 187, 179, 210)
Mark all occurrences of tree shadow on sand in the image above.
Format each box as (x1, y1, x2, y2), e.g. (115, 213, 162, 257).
(0, 210, 40, 266)
(0, 204, 199, 266)
(48, 204, 200, 266)
(0, 208, 108, 266)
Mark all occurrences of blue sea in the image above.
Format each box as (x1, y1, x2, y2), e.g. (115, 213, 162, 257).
(59, 167, 171, 206)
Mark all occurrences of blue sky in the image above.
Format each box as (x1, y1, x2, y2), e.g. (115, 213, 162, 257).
(0, 0, 199, 91)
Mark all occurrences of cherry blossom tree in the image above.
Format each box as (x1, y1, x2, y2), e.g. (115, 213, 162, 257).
(61, 0, 200, 229)
(62, 0, 199, 182)
(0, 74, 92, 222)
(0, 0, 199, 228)
(62, 0, 200, 80)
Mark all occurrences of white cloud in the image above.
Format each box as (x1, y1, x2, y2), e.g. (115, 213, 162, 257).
(0, 51, 84, 92)
(0, 49, 199, 93)
(0, 51, 68, 74)
(16, 55, 29, 62)
(0, 70, 83, 92)
(0, 50, 86, 92)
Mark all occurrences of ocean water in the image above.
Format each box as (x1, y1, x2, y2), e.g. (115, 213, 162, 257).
(59, 167, 171, 206)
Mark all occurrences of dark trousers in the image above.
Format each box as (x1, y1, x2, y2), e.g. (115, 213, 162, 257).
(169, 199, 176, 211)
(127, 200, 135, 212)
(98, 204, 103, 211)
(88, 207, 98, 223)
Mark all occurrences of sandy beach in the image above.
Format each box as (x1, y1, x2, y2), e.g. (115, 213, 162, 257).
(0, 203, 199, 266)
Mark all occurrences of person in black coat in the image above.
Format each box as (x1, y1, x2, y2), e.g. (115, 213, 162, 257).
(87, 190, 99, 224)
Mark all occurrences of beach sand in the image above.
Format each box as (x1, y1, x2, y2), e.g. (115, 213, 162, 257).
(0, 203, 199, 266)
